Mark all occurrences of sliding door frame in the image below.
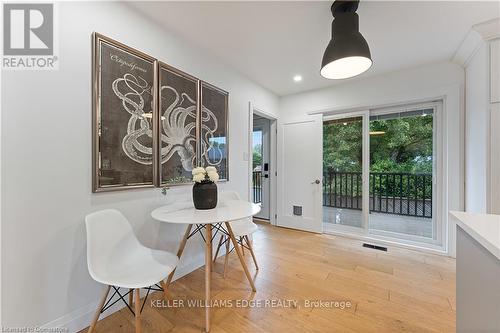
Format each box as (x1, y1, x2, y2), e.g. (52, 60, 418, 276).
(323, 101, 445, 251)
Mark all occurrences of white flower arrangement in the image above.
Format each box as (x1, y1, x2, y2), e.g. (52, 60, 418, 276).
(192, 166, 219, 183)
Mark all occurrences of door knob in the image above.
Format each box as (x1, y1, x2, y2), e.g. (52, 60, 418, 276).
(311, 179, 321, 184)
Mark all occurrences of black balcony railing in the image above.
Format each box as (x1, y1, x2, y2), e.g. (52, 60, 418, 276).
(253, 171, 262, 203)
(323, 170, 432, 218)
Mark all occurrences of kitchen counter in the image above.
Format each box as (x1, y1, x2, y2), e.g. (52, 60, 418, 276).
(450, 211, 500, 260)
(450, 211, 500, 333)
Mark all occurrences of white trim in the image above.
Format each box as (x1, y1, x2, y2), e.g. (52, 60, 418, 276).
(40, 290, 129, 333)
(309, 96, 443, 118)
(453, 18, 500, 68)
(473, 18, 500, 41)
(323, 224, 450, 257)
(39, 258, 209, 332)
(453, 29, 485, 68)
(0, 37, 2, 328)
(370, 101, 441, 116)
(248, 102, 278, 226)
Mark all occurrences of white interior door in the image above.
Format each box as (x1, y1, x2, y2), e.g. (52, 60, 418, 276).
(278, 115, 323, 233)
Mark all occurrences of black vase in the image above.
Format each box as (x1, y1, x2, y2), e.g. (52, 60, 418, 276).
(192, 181, 218, 210)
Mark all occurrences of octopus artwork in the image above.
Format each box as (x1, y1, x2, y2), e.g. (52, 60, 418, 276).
(159, 85, 197, 172)
(93, 34, 230, 191)
(111, 73, 154, 165)
(112, 77, 225, 174)
(200, 82, 228, 179)
(159, 85, 224, 173)
(200, 103, 224, 168)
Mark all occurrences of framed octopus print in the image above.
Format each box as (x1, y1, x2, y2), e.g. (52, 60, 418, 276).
(92, 33, 158, 192)
(158, 62, 199, 185)
(200, 81, 229, 181)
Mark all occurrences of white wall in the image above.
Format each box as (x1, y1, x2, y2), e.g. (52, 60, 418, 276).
(465, 43, 489, 213)
(279, 61, 465, 256)
(1, 1, 278, 330)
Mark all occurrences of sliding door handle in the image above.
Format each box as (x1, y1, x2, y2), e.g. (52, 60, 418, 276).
(311, 179, 321, 184)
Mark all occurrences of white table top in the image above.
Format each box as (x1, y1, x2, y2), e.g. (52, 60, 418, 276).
(151, 199, 261, 225)
(450, 211, 500, 260)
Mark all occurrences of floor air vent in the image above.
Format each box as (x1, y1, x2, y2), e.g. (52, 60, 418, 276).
(362, 243, 387, 252)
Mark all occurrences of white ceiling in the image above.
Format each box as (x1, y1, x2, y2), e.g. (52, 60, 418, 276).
(131, 1, 500, 96)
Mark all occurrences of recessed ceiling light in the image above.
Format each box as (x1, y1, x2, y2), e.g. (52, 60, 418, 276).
(293, 75, 302, 82)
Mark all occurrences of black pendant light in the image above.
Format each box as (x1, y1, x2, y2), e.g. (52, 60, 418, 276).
(320, 0, 372, 79)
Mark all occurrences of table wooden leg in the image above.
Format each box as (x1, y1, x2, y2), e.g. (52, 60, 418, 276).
(134, 288, 141, 333)
(225, 222, 256, 292)
(163, 224, 193, 297)
(205, 224, 212, 332)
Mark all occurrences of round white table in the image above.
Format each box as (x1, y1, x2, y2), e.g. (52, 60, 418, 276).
(151, 199, 261, 333)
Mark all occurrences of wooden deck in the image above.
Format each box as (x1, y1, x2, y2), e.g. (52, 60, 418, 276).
(82, 221, 455, 333)
(324, 206, 433, 238)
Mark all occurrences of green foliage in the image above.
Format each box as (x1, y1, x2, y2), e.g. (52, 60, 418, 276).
(253, 144, 262, 169)
(323, 119, 363, 172)
(369, 115, 433, 173)
(323, 115, 433, 174)
(323, 115, 433, 199)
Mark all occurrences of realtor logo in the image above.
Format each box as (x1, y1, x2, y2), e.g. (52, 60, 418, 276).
(2, 3, 58, 69)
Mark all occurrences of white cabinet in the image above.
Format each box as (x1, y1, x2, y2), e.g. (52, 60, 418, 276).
(465, 36, 500, 213)
(490, 40, 500, 213)
(491, 39, 500, 103)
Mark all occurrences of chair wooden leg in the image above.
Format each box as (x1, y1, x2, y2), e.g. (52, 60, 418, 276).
(225, 222, 256, 291)
(223, 236, 230, 278)
(88, 285, 110, 333)
(163, 224, 193, 296)
(129, 288, 133, 307)
(213, 234, 224, 263)
(134, 289, 141, 333)
(245, 235, 259, 270)
(240, 237, 245, 255)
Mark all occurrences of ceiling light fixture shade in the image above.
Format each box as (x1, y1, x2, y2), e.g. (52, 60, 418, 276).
(321, 0, 372, 80)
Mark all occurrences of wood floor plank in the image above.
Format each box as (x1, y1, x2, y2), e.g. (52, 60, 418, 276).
(80, 223, 455, 333)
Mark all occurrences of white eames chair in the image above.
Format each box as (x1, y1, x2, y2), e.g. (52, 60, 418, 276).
(214, 191, 259, 277)
(85, 209, 178, 333)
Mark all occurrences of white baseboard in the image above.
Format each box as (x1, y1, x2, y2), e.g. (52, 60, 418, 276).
(40, 255, 214, 333)
(40, 292, 127, 333)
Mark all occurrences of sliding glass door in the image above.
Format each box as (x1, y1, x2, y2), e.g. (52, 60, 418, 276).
(368, 107, 438, 243)
(323, 113, 368, 231)
(323, 103, 442, 248)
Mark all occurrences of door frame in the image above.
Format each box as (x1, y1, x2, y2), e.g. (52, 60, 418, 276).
(248, 102, 277, 225)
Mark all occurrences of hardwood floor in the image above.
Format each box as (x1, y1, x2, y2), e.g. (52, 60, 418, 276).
(82, 222, 456, 333)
